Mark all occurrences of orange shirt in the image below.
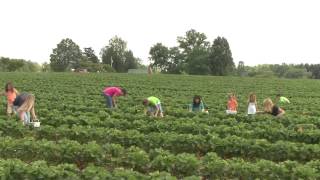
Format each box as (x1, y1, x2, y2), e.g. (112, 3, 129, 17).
(6, 90, 17, 104)
(228, 99, 238, 111)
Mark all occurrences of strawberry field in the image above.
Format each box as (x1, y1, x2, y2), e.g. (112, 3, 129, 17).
(1, 72, 320, 179)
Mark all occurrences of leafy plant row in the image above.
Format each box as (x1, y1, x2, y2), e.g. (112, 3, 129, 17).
(0, 158, 160, 180)
(1, 138, 320, 179)
(3, 116, 320, 147)
(2, 121, 320, 163)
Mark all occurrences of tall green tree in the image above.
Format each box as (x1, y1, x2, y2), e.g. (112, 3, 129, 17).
(167, 47, 184, 74)
(186, 47, 210, 75)
(208, 37, 235, 76)
(177, 29, 210, 74)
(50, 38, 82, 71)
(101, 36, 139, 72)
(149, 43, 170, 72)
(177, 29, 210, 56)
(124, 50, 138, 70)
(83, 47, 99, 63)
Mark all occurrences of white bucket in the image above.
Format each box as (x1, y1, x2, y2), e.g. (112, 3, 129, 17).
(33, 122, 40, 128)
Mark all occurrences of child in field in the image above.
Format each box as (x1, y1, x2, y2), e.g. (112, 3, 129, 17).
(13, 93, 38, 125)
(0, 82, 19, 116)
(247, 93, 258, 115)
(189, 95, 209, 113)
(263, 98, 285, 117)
(226, 93, 238, 114)
(276, 94, 290, 106)
(143, 96, 164, 118)
(102, 87, 127, 108)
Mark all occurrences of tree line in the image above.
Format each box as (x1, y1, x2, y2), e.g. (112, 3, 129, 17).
(149, 29, 235, 75)
(1, 28, 319, 79)
(0, 57, 41, 72)
(49, 36, 141, 72)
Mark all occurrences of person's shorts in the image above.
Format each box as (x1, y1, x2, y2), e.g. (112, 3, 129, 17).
(103, 94, 113, 108)
(148, 103, 163, 113)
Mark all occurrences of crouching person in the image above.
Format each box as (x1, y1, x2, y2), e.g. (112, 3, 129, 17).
(143, 96, 164, 118)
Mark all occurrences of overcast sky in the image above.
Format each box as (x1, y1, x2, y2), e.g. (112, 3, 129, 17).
(0, 0, 319, 66)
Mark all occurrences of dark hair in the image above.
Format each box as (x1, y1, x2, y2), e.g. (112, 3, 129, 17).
(142, 99, 148, 105)
(121, 88, 127, 96)
(5, 82, 14, 92)
(276, 94, 281, 97)
(193, 95, 202, 105)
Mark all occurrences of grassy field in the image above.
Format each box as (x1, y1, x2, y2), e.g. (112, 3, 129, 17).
(1, 72, 320, 179)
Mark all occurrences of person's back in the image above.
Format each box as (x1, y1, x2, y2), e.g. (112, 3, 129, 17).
(147, 96, 160, 106)
(13, 93, 29, 107)
(104, 87, 122, 97)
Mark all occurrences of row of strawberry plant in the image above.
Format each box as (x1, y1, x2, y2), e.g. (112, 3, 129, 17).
(1, 123, 320, 162)
(0, 158, 165, 180)
(1, 139, 320, 179)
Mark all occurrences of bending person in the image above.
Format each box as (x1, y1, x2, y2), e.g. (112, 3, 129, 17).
(103, 87, 127, 108)
(263, 98, 285, 117)
(13, 93, 37, 125)
(143, 96, 164, 118)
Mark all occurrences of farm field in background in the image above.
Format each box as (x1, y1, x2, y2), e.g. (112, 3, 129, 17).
(1, 72, 320, 179)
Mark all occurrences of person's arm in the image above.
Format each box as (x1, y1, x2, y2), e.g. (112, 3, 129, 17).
(14, 88, 19, 95)
(154, 106, 160, 117)
(31, 106, 37, 120)
(19, 111, 25, 123)
(112, 96, 117, 108)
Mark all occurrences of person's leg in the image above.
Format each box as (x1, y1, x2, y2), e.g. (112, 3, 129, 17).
(23, 112, 30, 124)
(147, 107, 155, 116)
(157, 104, 164, 117)
(104, 94, 113, 108)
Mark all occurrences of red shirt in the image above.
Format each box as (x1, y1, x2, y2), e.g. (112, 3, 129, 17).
(228, 99, 238, 111)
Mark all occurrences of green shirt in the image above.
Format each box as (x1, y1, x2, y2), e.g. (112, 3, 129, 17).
(148, 96, 160, 106)
(279, 96, 290, 104)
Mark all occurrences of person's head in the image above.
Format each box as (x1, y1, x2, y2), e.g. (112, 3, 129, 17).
(263, 98, 274, 113)
(228, 93, 235, 101)
(193, 95, 202, 105)
(142, 99, 149, 106)
(249, 93, 256, 103)
(121, 88, 127, 96)
(18, 94, 35, 112)
(5, 82, 14, 92)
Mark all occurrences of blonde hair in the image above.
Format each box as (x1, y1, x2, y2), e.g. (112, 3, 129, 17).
(263, 98, 273, 113)
(228, 93, 236, 100)
(18, 94, 35, 112)
(248, 93, 256, 103)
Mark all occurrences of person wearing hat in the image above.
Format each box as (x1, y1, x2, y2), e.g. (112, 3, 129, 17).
(142, 96, 164, 118)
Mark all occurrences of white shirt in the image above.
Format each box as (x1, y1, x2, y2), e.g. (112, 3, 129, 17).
(248, 102, 256, 115)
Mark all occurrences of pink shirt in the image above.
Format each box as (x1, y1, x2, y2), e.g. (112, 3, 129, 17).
(103, 87, 122, 97)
